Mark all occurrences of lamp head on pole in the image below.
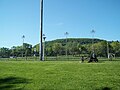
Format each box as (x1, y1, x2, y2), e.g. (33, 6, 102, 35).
(64, 32, 69, 36)
(43, 34, 46, 41)
(22, 35, 25, 39)
(91, 30, 95, 34)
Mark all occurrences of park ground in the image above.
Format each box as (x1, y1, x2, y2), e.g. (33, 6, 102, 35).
(0, 59, 120, 90)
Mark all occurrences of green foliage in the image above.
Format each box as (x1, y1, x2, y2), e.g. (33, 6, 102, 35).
(11, 46, 22, 57)
(44, 38, 108, 57)
(0, 38, 120, 58)
(94, 41, 107, 57)
(52, 43, 63, 56)
(111, 41, 120, 56)
(0, 47, 10, 58)
(52, 38, 104, 45)
(0, 43, 32, 58)
(23, 43, 32, 57)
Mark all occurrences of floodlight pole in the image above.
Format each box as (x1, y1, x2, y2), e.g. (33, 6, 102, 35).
(107, 41, 110, 59)
(65, 32, 69, 57)
(40, 0, 43, 61)
(91, 30, 95, 53)
(22, 35, 25, 58)
(43, 34, 46, 61)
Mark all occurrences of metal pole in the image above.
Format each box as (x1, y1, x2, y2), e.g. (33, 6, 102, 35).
(91, 30, 95, 53)
(22, 38, 24, 58)
(107, 41, 110, 59)
(22, 35, 25, 58)
(66, 34, 67, 57)
(43, 36, 46, 61)
(65, 32, 69, 57)
(40, 0, 43, 61)
(43, 39, 45, 61)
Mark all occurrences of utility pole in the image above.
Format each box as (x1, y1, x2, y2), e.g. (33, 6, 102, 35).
(40, 0, 43, 61)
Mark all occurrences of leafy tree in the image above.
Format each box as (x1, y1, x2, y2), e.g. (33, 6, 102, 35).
(23, 43, 32, 57)
(46, 46, 53, 56)
(0, 47, 10, 58)
(93, 41, 107, 57)
(0, 38, 118, 58)
(32, 44, 39, 56)
(67, 42, 78, 56)
(52, 43, 63, 56)
(111, 41, 120, 57)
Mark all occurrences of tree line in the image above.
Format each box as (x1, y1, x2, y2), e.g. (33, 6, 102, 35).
(0, 43, 33, 58)
(0, 38, 120, 58)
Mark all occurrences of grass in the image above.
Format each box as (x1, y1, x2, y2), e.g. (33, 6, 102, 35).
(0, 59, 120, 90)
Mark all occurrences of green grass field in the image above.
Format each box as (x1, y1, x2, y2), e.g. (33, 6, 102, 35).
(0, 60, 120, 90)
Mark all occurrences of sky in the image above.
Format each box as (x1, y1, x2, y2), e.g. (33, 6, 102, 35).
(0, 0, 120, 48)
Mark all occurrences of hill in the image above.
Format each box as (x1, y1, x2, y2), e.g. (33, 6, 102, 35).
(32, 38, 108, 57)
(45, 38, 106, 45)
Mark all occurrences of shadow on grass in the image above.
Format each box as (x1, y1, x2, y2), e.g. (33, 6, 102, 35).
(96, 87, 111, 90)
(0, 76, 31, 90)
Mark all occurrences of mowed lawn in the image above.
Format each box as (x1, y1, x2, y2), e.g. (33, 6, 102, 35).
(0, 60, 120, 90)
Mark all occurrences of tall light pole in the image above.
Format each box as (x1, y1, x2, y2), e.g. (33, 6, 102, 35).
(107, 41, 110, 59)
(64, 32, 69, 57)
(22, 35, 25, 58)
(43, 34, 46, 61)
(91, 30, 95, 53)
(40, 0, 43, 61)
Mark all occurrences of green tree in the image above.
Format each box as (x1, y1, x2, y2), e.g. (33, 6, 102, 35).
(0, 47, 10, 58)
(23, 43, 32, 57)
(67, 42, 78, 56)
(32, 44, 39, 56)
(46, 46, 54, 56)
(111, 41, 120, 57)
(93, 41, 107, 57)
(52, 43, 63, 56)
